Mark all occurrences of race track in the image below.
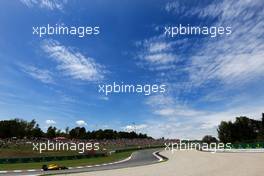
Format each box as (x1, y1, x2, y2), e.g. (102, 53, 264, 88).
(0, 149, 165, 176)
(69, 150, 264, 176)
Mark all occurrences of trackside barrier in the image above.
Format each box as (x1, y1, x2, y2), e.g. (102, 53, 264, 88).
(115, 145, 164, 153)
(231, 142, 264, 149)
(0, 152, 106, 164)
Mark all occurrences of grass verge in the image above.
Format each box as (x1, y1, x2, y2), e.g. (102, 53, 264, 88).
(0, 151, 133, 171)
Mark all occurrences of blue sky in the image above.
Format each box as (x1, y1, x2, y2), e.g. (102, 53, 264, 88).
(0, 0, 263, 139)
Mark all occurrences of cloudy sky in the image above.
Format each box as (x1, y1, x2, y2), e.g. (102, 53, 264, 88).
(0, 0, 263, 139)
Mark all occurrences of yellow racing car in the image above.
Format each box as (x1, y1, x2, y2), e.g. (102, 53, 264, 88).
(42, 164, 68, 171)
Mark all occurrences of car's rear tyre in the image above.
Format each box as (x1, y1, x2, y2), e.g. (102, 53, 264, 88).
(42, 165, 48, 171)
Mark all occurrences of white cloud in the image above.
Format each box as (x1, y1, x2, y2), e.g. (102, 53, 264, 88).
(148, 42, 172, 53)
(157, 0, 264, 87)
(76, 120, 87, 126)
(144, 91, 264, 139)
(214, 53, 264, 84)
(41, 39, 105, 82)
(141, 120, 203, 139)
(144, 53, 175, 64)
(123, 124, 147, 132)
(166, 0, 264, 86)
(99, 96, 109, 101)
(145, 94, 174, 107)
(154, 106, 205, 117)
(140, 101, 264, 139)
(46, 119, 56, 125)
(136, 37, 180, 71)
(138, 0, 264, 139)
(22, 65, 54, 84)
(165, 1, 220, 19)
(165, 1, 181, 13)
(146, 94, 206, 118)
(20, 0, 67, 11)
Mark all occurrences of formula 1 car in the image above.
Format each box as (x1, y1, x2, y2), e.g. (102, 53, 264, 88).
(42, 164, 68, 171)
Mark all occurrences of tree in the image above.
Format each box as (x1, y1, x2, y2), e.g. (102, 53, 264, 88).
(46, 126, 56, 138)
(262, 113, 264, 128)
(0, 119, 31, 138)
(217, 115, 264, 143)
(65, 127, 70, 135)
(218, 121, 233, 143)
(31, 124, 43, 138)
(233, 117, 257, 142)
(0, 119, 151, 140)
(26, 119, 36, 137)
(202, 135, 218, 144)
(69, 127, 86, 139)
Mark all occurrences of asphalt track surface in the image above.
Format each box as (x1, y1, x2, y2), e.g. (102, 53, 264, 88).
(0, 149, 165, 176)
(70, 150, 264, 176)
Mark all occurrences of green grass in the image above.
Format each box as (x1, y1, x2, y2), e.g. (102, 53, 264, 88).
(0, 151, 133, 171)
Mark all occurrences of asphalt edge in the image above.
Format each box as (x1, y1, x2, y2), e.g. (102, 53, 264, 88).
(153, 151, 168, 162)
(0, 153, 133, 175)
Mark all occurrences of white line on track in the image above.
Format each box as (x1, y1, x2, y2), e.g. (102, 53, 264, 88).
(27, 169, 37, 172)
(13, 170, 22, 172)
(152, 151, 164, 162)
